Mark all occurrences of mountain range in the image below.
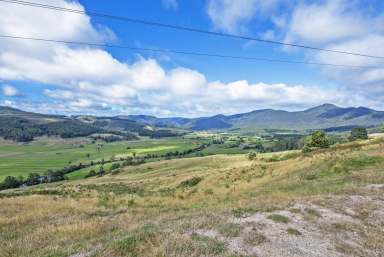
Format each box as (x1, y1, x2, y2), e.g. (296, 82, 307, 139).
(124, 104, 384, 132)
(1, 104, 384, 135)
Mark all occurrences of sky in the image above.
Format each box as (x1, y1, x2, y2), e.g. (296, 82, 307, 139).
(0, 0, 384, 117)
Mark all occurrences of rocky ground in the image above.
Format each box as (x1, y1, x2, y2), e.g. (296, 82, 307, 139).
(192, 184, 384, 257)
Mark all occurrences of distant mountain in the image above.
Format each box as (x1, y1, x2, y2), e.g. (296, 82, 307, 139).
(125, 104, 384, 132)
(2, 104, 384, 139)
(118, 115, 190, 127)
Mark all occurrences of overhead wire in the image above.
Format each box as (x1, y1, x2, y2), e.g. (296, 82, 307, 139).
(0, 34, 379, 69)
(1, 0, 384, 60)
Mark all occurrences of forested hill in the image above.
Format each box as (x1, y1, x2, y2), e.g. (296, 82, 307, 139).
(0, 106, 186, 142)
(0, 107, 138, 142)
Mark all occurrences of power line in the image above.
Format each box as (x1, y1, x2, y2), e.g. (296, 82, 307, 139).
(0, 34, 379, 69)
(1, 0, 384, 60)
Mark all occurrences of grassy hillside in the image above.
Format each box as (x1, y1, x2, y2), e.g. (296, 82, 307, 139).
(1, 137, 383, 256)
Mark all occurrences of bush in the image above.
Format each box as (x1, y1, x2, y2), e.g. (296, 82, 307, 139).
(302, 144, 312, 153)
(348, 127, 368, 141)
(0, 176, 24, 190)
(85, 170, 97, 178)
(247, 151, 257, 161)
(304, 130, 330, 150)
(26, 173, 41, 186)
(110, 163, 121, 171)
(178, 176, 203, 188)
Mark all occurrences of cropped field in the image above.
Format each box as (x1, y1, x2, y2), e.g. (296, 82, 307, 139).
(1, 137, 383, 257)
(0, 137, 203, 180)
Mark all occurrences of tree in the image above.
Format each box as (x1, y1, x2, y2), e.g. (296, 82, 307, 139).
(381, 124, 384, 133)
(98, 165, 105, 176)
(0, 176, 23, 190)
(110, 163, 120, 171)
(349, 127, 368, 141)
(307, 130, 330, 148)
(26, 173, 40, 186)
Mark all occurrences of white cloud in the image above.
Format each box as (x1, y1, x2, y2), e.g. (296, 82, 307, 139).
(162, 0, 178, 10)
(274, 0, 384, 105)
(285, 0, 367, 44)
(206, 0, 283, 33)
(1, 84, 21, 97)
(0, 0, 381, 116)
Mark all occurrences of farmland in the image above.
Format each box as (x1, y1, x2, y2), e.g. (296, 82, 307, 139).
(0, 136, 205, 180)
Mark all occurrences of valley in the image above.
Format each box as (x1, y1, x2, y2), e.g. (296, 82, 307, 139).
(1, 105, 384, 257)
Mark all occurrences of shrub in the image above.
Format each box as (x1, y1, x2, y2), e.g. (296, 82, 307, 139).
(0, 176, 24, 190)
(302, 144, 312, 153)
(308, 130, 330, 148)
(26, 173, 41, 186)
(178, 176, 203, 188)
(348, 127, 368, 141)
(247, 151, 257, 161)
(110, 162, 121, 171)
(85, 170, 97, 178)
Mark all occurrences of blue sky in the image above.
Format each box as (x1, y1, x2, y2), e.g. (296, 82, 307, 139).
(0, 0, 384, 117)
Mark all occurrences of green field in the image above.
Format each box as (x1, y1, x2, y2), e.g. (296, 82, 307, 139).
(0, 136, 204, 180)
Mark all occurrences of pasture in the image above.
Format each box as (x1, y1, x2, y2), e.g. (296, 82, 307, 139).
(0, 136, 203, 180)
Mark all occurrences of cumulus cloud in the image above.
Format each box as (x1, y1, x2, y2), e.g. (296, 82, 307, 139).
(0, 0, 379, 116)
(206, 0, 384, 109)
(282, 0, 384, 104)
(284, 0, 368, 44)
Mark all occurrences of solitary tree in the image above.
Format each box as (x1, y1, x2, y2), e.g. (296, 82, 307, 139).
(309, 130, 330, 148)
(349, 127, 368, 141)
